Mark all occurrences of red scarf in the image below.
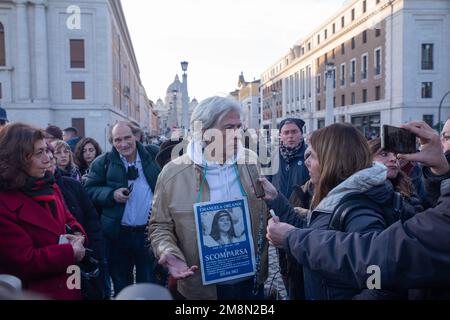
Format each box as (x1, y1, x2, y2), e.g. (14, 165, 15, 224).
(22, 172, 57, 217)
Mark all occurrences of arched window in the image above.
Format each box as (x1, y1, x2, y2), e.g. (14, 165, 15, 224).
(0, 23, 5, 66)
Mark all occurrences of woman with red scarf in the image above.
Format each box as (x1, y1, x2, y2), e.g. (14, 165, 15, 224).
(0, 123, 86, 300)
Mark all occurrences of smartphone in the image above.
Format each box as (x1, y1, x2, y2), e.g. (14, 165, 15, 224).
(246, 164, 265, 199)
(381, 125, 417, 154)
(123, 183, 134, 196)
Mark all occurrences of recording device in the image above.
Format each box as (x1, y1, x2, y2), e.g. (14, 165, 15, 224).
(381, 125, 417, 154)
(127, 165, 139, 180)
(246, 164, 265, 199)
(123, 183, 134, 196)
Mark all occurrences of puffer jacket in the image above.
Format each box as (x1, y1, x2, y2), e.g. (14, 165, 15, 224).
(271, 163, 407, 299)
(284, 176, 450, 299)
(148, 146, 269, 300)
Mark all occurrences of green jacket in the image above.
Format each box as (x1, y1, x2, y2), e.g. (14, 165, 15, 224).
(84, 142, 160, 239)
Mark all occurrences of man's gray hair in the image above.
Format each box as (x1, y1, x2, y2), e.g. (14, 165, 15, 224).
(190, 96, 243, 132)
(108, 121, 139, 144)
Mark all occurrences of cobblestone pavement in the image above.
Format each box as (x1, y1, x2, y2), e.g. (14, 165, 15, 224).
(264, 245, 287, 300)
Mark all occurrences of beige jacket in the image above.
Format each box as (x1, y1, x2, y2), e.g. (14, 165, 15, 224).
(148, 149, 269, 300)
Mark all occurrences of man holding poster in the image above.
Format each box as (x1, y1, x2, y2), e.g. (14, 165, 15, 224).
(149, 96, 269, 300)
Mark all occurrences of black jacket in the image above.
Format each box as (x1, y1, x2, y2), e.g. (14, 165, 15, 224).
(84, 142, 160, 240)
(283, 176, 450, 299)
(55, 169, 104, 260)
(270, 141, 310, 200)
(270, 174, 407, 299)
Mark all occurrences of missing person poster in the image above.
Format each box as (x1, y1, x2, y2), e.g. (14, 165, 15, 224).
(193, 198, 256, 285)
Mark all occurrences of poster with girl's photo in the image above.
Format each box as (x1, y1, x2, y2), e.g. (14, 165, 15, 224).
(193, 199, 256, 285)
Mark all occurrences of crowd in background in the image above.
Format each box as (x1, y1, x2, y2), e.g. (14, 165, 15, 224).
(1, 99, 450, 300)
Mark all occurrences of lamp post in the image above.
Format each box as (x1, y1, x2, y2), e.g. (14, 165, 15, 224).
(438, 90, 450, 134)
(171, 89, 178, 129)
(325, 62, 335, 126)
(181, 61, 189, 134)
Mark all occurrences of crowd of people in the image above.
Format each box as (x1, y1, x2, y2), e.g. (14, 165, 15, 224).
(0, 99, 450, 300)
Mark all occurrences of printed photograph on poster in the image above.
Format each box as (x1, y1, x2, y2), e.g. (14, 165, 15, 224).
(194, 198, 256, 285)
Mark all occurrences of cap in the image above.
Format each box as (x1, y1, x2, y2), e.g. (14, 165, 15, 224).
(279, 118, 305, 133)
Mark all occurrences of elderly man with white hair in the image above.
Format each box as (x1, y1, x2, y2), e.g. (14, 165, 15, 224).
(149, 96, 269, 300)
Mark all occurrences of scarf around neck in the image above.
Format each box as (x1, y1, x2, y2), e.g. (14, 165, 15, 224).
(22, 172, 57, 217)
(279, 142, 303, 163)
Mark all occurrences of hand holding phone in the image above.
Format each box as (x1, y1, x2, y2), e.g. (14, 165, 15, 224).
(381, 125, 417, 154)
(123, 183, 134, 196)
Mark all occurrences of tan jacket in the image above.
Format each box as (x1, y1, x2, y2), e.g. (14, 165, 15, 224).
(148, 149, 269, 300)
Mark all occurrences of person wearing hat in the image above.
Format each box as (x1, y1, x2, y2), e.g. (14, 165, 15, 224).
(271, 118, 309, 199)
(268, 117, 310, 300)
(0, 106, 8, 128)
(155, 137, 186, 168)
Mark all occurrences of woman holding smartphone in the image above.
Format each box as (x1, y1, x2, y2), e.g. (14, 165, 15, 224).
(260, 123, 407, 300)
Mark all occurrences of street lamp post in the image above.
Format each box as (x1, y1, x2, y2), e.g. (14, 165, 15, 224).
(171, 89, 178, 129)
(438, 90, 450, 134)
(181, 61, 189, 134)
(325, 62, 335, 126)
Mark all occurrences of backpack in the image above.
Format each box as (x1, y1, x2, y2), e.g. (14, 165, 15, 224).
(328, 191, 403, 232)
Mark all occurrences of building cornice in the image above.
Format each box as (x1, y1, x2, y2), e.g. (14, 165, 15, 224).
(262, 0, 400, 86)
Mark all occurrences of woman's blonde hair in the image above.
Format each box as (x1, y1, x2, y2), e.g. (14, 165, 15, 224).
(310, 123, 372, 209)
(51, 140, 77, 170)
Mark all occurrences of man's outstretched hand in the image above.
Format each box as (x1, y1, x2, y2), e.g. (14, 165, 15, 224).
(159, 253, 198, 280)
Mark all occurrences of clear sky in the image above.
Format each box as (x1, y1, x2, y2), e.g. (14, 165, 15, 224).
(121, 0, 346, 103)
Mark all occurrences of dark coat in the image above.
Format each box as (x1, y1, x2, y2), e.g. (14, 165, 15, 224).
(55, 169, 104, 260)
(284, 177, 450, 299)
(84, 142, 160, 239)
(422, 151, 450, 206)
(269, 140, 309, 288)
(271, 180, 410, 299)
(66, 137, 81, 153)
(0, 186, 85, 300)
(266, 181, 313, 300)
(270, 141, 310, 200)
